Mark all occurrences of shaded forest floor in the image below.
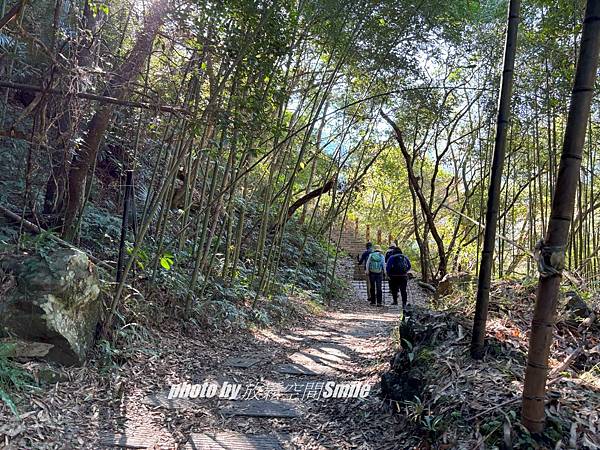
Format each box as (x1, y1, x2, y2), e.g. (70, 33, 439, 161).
(400, 281, 600, 449)
(1, 267, 419, 449)
(1, 267, 599, 449)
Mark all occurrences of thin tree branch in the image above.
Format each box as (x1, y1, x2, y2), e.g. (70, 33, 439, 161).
(0, 80, 188, 114)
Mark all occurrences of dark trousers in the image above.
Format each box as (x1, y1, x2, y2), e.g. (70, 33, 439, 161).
(389, 276, 408, 306)
(368, 272, 383, 305)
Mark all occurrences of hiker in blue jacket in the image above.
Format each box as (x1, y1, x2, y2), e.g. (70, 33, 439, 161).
(365, 245, 386, 306)
(357, 242, 373, 302)
(386, 247, 411, 308)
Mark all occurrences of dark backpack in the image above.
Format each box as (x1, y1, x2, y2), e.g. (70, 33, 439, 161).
(387, 254, 410, 276)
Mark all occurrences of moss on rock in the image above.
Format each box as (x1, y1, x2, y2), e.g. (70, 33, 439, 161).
(0, 249, 101, 365)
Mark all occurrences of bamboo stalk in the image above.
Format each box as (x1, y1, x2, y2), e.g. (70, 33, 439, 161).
(522, 0, 600, 432)
(471, 0, 520, 359)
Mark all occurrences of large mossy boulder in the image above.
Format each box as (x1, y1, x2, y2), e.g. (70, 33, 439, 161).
(0, 249, 101, 365)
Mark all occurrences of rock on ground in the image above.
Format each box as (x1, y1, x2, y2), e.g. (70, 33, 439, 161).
(0, 248, 101, 365)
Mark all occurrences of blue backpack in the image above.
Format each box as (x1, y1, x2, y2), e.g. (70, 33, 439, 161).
(387, 254, 410, 276)
(368, 252, 384, 273)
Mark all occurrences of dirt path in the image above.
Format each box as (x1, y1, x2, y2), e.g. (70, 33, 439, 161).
(1, 278, 428, 449)
(130, 279, 425, 449)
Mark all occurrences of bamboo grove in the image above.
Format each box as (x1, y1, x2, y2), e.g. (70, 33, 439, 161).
(0, 0, 484, 320)
(350, 0, 600, 291)
(0, 0, 600, 436)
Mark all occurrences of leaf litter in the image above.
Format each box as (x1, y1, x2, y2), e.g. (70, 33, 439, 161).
(0, 261, 598, 449)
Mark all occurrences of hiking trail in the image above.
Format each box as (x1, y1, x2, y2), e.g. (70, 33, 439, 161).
(62, 277, 428, 449)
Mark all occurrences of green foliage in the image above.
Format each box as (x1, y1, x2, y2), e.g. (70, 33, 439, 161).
(159, 252, 174, 270)
(277, 221, 347, 300)
(88, 1, 110, 16)
(0, 343, 35, 416)
(402, 339, 415, 363)
(97, 339, 123, 372)
(415, 347, 434, 365)
(195, 297, 250, 330)
(98, 319, 155, 370)
(79, 206, 122, 255)
(320, 274, 350, 304)
(402, 395, 448, 440)
(125, 245, 150, 270)
(421, 414, 445, 440)
(11, 228, 61, 260)
(0, 33, 27, 66)
(404, 395, 426, 423)
(510, 415, 568, 449)
(480, 418, 503, 444)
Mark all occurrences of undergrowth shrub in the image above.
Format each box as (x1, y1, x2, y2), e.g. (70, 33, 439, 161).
(0, 342, 35, 416)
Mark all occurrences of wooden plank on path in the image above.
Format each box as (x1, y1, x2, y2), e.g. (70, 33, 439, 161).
(185, 432, 289, 450)
(98, 427, 159, 449)
(141, 392, 198, 410)
(220, 400, 300, 418)
(275, 363, 319, 376)
(288, 350, 342, 374)
(224, 356, 261, 368)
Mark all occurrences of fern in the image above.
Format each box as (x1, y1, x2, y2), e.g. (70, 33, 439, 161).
(0, 33, 26, 60)
(0, 343, 34, 416)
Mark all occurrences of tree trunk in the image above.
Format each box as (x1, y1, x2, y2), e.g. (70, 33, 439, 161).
(470, 0, 520, 359)
(522, 0, 600, 433)
(43, 0, 102, 218)
(380, 109, 448, 279)
(62, 0, 169, 239)
(287, 179, 334, 220)
(0, 0, 26, 31)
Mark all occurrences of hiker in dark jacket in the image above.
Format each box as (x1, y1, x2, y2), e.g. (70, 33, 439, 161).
(385, 243, 397, 262)
(365, 245, 386, 306)
(357, 242, 373, 302)
(358, 242, 373, 267)
(385, 247, 411, 308)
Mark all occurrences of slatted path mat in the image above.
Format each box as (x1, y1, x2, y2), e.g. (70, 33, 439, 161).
(275, 362, 320, 375)
(282, 334, 306, 342)
(185, 432, 289, 450)
(141, 392, 198, 411)
(285, 345, 351, 374)
(56, 276, 431, 450)
(224, 356, 261, 368)
(220, 400, 300, 418)
(98, 425, 161, 448)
